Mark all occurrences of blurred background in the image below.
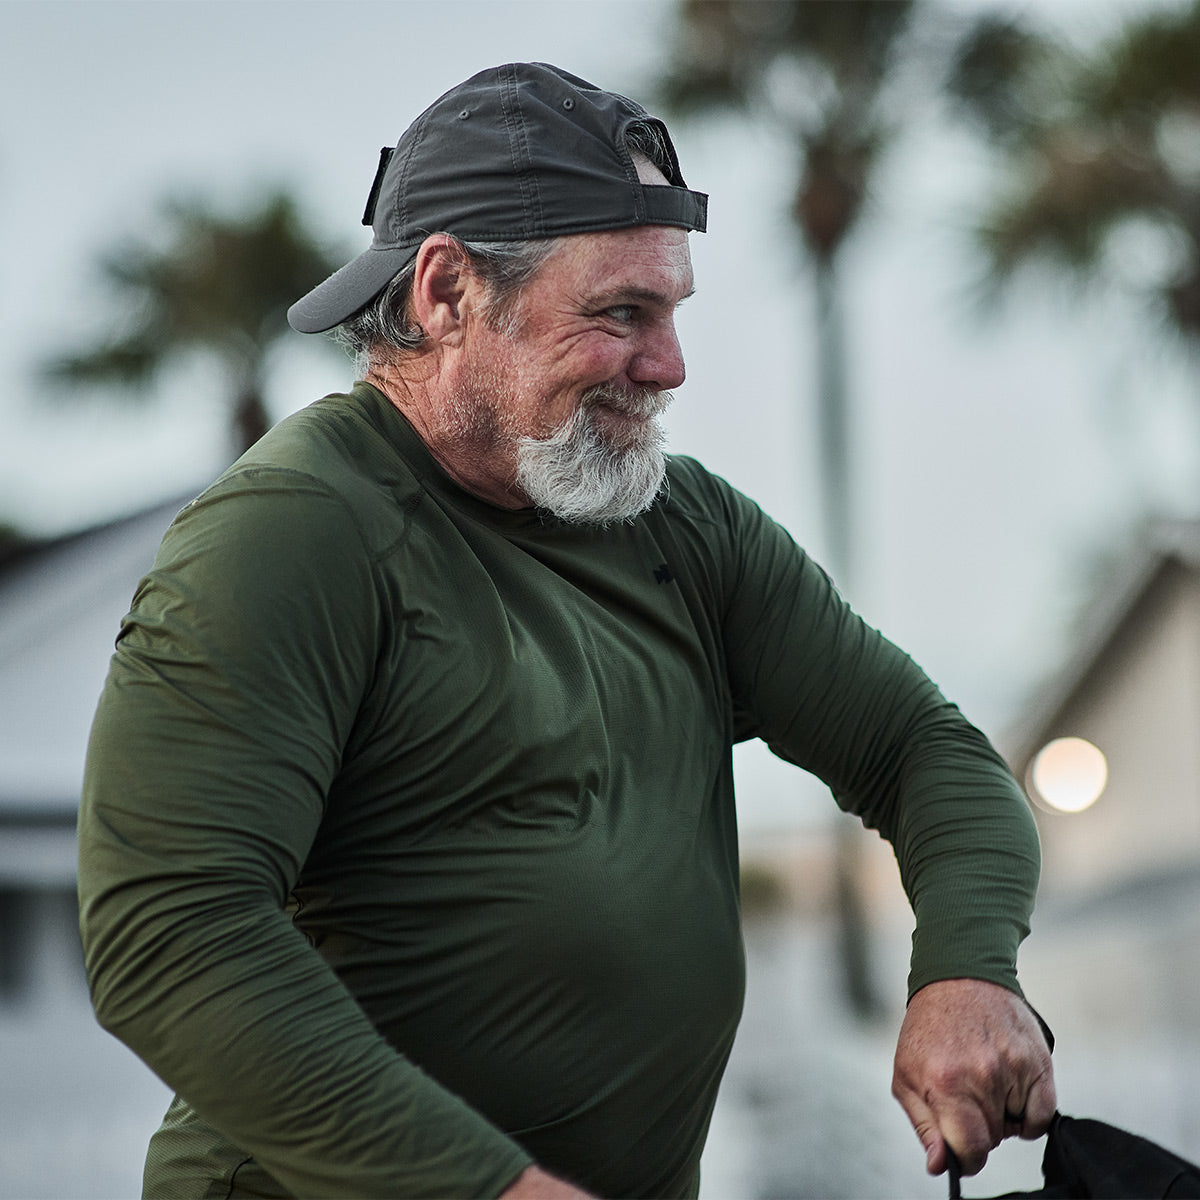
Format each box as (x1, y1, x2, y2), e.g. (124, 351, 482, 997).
(2, 0, 1199, 1196)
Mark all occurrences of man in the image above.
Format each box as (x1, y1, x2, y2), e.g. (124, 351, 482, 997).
(78, 63, 1055, 1199)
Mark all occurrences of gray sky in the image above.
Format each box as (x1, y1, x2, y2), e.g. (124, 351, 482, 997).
(3, 0, 1197, 829)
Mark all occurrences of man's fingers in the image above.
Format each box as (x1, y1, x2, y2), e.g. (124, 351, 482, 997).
(1000, 1042, 1057, 1143)
(894, 1072, 997, 1176)
(894, 1085, 947, 1174)
(1015, 1069, 1057, 1141)
(938, 1105, 998, 1176)
(1002, 1085, 1028, 1138)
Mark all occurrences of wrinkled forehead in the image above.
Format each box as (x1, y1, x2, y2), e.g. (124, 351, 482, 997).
(542, 223, 695, 307)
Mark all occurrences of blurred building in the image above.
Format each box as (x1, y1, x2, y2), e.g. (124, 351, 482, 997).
(0, 496, 186, 1002)
(740, 517, 1200, 1039)
(1003, 518, 1200, 1047)
(1006, 518, 1200, 895)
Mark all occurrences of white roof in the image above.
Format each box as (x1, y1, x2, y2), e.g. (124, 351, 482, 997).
(1003, 517, 1200, 771)
(0, 495, 194, 814)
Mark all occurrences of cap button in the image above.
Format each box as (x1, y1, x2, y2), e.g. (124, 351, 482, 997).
(562, 97, 575, 110)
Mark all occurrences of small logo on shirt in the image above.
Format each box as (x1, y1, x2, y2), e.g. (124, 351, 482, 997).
(653, 562, 674, 584)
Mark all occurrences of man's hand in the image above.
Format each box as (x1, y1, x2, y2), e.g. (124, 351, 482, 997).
(892, 977, 1056, 1177)
(499, 1165, 597, 1199)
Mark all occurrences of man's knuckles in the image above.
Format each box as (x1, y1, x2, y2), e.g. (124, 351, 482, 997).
(922, 1049, 1008, 1106)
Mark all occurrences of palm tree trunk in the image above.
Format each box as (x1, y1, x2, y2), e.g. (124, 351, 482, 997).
(233, 383, 271, 454)
(814, 257, 852, 586)
(814, 253, 882, 1021)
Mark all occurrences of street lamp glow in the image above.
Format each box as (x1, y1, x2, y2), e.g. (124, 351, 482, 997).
(1029, 737, 1108, 814)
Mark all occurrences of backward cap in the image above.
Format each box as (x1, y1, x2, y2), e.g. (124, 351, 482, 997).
(288, 62, 707, 334)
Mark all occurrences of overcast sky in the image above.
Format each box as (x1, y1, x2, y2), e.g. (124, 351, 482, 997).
(3, 0, 1197, 829)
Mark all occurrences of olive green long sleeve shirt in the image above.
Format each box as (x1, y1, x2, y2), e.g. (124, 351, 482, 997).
(78, 382, 1039, 1199)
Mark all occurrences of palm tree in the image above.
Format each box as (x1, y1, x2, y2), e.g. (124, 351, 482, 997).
(44, 190, 344, 454)
(945, 2, 1200, 347)
(660, 0, 916, 584)
(657, 0, 919, 1019)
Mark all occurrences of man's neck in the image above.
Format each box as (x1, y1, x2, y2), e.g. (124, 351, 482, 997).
(364, 367, 528, 510)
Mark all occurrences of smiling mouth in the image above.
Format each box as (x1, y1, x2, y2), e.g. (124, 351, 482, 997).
(583, 384, 672, 421)
(596, 400, 651, 421)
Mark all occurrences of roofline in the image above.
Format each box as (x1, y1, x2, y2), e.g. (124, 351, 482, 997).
(0, 489, 201, 578)
(1002, 516, 1200, 771)
(0, 805, 78, 829)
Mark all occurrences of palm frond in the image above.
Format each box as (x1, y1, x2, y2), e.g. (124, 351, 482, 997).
(43, 188, 345, 449)
(41, 336, 164, 393)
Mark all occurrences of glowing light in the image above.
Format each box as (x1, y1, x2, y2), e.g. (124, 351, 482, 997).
(1029, 737, 1108, 814)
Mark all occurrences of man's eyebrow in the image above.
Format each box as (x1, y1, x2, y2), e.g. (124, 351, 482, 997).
(589, 284, 696, 308)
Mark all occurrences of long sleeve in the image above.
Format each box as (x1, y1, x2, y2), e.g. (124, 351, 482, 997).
(665, 459, 1041, 1000)
(77, 471, 532, 1199)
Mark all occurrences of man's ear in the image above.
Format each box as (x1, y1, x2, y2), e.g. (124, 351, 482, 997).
(409, 235, 476, 346)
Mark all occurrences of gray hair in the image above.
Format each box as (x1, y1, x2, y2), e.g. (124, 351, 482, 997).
(336, 237, 559, 373)
(337, 118, 678, 372)
(623, 118, 674, 180)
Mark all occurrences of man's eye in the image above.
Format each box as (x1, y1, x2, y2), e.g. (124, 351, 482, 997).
(604, 305, 637, 323)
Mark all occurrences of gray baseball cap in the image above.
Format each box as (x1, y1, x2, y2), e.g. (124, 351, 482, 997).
(287, 62, 707, 334)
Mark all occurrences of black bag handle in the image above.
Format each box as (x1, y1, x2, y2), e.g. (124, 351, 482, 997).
(947, 1146, 963, 1200)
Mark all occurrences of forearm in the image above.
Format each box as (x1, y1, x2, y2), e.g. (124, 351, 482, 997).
(79, 831, 532, 1199)
(885, 712, 1041, 999)
(79, 660, 532, 1199)
(78, 478, 538, 1196)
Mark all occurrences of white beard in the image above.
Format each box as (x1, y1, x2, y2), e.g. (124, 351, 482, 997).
(514, 385, 672, 525)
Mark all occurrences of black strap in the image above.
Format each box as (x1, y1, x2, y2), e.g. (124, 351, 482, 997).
(1027, 1001, 1055, 1054)
(362, 147, 395, 226)
(947, 1146, 963, 1200)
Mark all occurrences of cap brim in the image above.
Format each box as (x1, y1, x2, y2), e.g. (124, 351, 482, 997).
(287, 244, 419, 334)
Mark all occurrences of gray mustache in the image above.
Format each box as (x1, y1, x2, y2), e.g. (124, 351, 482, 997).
(581, 385, 673, 420)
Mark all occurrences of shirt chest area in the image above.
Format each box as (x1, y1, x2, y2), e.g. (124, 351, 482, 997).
(333, 518, 727, 838)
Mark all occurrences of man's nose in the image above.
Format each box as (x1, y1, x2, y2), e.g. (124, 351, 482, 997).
(628, 322, 686, 392)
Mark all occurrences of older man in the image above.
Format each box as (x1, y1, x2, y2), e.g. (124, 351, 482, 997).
(78, 63, 1054, 1200)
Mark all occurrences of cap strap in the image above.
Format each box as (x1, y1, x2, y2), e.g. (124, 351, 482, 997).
(362, 147, 396, 226)
(641, 185, 708, 234)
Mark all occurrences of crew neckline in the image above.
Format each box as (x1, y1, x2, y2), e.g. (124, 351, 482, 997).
(349, 380, 566, 533)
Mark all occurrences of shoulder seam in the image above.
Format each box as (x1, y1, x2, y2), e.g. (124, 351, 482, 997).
(197, 464, 418, 572)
